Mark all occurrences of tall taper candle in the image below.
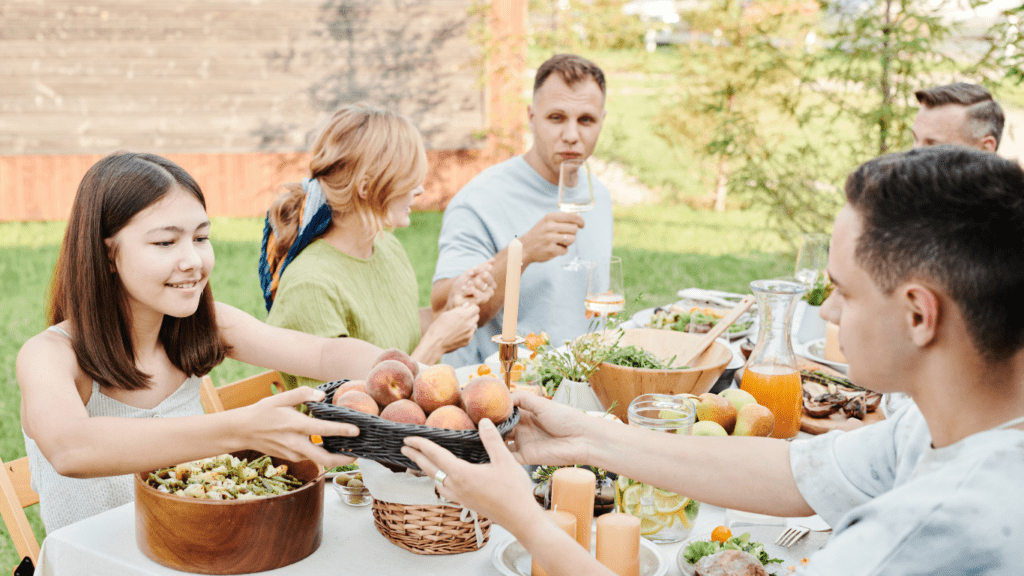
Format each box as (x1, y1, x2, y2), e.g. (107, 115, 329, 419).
(551, 466, 596, 551)
(596, 512, 641, 576)
(502, 238, 523, 341)
(531, 509, 577, 576)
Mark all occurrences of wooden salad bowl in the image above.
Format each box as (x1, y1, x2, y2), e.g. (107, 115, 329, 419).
(590, 329, 732, 421)
(135, 450, 324, 575)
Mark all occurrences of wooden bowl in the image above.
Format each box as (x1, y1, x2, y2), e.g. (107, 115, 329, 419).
(135, 450, 324, 574)
(589, 329, 732, 421)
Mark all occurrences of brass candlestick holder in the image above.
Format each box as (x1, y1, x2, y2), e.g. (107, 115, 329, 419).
(491, 335, 526, 391)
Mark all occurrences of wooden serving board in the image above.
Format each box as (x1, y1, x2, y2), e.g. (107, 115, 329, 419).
(797, 357, 884, 435)
(734, 357, 885, 435)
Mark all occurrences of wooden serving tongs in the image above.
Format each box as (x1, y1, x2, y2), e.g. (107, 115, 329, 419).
(676, 294, 757, 368)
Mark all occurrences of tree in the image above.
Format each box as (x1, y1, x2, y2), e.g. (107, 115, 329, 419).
(655, 0, 1023, 238)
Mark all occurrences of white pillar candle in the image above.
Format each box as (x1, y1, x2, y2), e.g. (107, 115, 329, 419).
(502, 238, 523, 341)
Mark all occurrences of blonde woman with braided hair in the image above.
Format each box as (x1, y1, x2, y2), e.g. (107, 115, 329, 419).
(261, 103, 495, 388)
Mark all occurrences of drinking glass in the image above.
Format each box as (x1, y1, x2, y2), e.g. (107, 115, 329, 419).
(794, 233, 830, 287)
(585, 256, 624, 327)
(614, 394, 700, 543)
(558, 159, 595, 271)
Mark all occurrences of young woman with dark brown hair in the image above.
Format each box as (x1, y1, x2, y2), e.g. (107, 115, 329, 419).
(17, 151, 379, 532)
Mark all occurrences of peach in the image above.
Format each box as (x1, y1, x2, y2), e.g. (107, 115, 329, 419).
(412, 365, 461, 414)
(379, 399, 427, 425)
(366, 360, 414, 408)
(424, 405, 475, 430)
(460, 376, 513, 425)
(336, 380, 367, 396)
(333, 390, 380, 416)
(373, 348, 419, 378)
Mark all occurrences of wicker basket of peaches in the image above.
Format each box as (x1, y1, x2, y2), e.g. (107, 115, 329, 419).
(305, 348, 519, 470)
(304, 348, 518, 554)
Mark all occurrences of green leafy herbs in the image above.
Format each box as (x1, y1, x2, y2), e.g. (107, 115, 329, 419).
(604, 344, 685, 370)
(531, 464, 609, 484)
(522, 321, 624, 396)
(802, 273, 834, 307)
(682, 532, 784, 567)
(325, 463, 359, 474)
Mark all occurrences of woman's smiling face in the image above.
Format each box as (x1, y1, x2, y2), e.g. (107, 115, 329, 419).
(106, 186, 213, 324)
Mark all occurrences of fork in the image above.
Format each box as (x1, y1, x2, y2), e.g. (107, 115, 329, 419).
(774, 525, 832, 548)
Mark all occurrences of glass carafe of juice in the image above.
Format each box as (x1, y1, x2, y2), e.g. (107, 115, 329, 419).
(615, 394, 701, 543)
(741, 279, 807, 440)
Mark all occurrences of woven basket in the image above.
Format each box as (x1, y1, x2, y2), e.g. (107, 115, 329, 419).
(372, 499, 491, 555)
(305, 380, 520, 471)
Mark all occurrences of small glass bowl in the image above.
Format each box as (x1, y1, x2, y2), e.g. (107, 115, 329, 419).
(331, 473, 372, 507)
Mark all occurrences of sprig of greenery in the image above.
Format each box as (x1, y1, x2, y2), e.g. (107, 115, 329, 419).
(802, 272, 834, 307)
(531, 464, 609, 484)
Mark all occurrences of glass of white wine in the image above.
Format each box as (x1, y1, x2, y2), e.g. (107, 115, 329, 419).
(586, 256, 625, 328)
(558, 159, 595, 271)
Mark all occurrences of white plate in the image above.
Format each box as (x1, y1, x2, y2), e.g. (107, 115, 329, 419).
(676, 524, 830, 576)
(491, 529, 667, 576)
(631, 306, 756, 342)
(802, 339, 848, 374)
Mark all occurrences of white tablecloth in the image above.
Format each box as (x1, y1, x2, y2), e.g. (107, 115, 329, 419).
(35, 485, 753, 576)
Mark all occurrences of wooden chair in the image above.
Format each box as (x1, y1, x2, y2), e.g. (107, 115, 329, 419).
(1, 456, 40, 574)
(199, 370, 284, 413)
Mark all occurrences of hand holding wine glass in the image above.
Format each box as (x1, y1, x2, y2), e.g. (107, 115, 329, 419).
(558, 159, 595, 271)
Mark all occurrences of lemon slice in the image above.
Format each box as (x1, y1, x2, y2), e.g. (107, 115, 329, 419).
(616, 475, 632, 493)
(621, 484, 643, 516)
(653, 491, 688, 515)
(640, 513, 671, 536)
(675, 506, 693, 529)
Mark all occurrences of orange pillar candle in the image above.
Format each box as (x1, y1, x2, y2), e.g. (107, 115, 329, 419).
(596, 513, 641, 576)
(551, 467, 595, 551)
(531, 509, 577, 576)
(825, 322, 846, 363)
(502, 238, 523, 341)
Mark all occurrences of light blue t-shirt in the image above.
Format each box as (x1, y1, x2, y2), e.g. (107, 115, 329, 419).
(789, 403, 1024, 574)
(433, 156, 613, 367)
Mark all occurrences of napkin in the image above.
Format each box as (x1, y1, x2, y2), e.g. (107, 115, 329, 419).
(358, 458, 487, 547)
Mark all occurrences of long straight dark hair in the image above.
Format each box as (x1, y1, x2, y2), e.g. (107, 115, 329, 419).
(48, 152, 228, 391)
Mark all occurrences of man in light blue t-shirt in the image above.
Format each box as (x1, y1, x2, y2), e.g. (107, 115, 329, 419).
(431, 54, 613, 367)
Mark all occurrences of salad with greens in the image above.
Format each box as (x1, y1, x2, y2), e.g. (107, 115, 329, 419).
(682, 532, 784, 567)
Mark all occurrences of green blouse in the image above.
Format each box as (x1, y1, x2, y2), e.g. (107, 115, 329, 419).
(265, 233, 421, 389)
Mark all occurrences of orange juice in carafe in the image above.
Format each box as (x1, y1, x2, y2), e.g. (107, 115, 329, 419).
(741, 364, 803, 439)
(742, 279, 807, 441)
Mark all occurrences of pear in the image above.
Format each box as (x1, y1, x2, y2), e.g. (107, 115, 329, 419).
(719, 388, 758, 413)
(695, 392, 739, 434)
(690, 421, 728, 436)
(732, 403, 776, 437)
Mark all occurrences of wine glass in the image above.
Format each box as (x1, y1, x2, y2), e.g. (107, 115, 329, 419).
(558, 159, 595, 271)
(586, 256, 624, 330)
(794, 233, 830, 287)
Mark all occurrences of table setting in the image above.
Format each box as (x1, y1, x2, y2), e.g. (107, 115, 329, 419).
(34, 231, 847, 576)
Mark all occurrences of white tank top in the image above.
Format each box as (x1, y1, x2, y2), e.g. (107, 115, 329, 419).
(23, 326, 205, 532)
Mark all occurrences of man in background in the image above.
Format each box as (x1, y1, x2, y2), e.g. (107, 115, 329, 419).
(430, 54, 613, 366)
(911, 82, 1004, 151)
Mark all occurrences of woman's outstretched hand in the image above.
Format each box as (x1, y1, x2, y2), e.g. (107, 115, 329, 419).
(238, 386, 358, 469)
(401, 418, 538, 530)
(506, 393, 596, 467)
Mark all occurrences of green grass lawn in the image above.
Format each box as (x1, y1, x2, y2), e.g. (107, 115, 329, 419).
(0, 208, 793, 567)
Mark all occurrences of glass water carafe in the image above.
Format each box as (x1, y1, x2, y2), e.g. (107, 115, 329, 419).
(740, 279, 807, 440)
